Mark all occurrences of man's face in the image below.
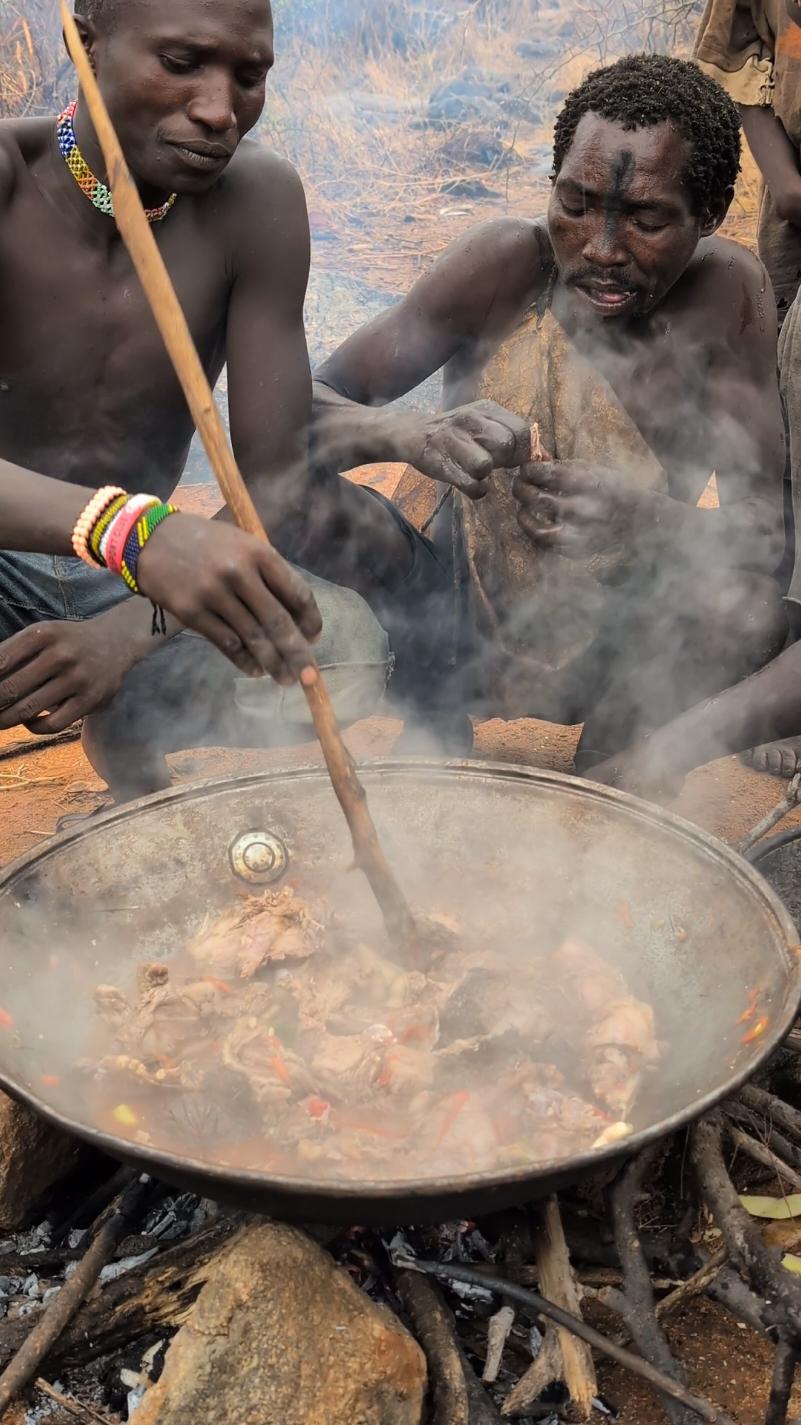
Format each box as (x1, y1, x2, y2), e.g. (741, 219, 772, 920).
(548, 114, 709, 322)
(88, 0, 274, 195)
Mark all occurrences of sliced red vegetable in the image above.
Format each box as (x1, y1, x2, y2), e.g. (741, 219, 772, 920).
(741, 1016, 769, 1046)
(40, 1074, 60, 1089)
(737, 988, 760, 1025)
(202, 977, 232, 996)
(0, 1009, 14, 1032)
(398, 1023, 431, 1046)
(270, 1054, 292, 1087)
(306, 1097, 330, 1120)
(615, 903, 634, 931)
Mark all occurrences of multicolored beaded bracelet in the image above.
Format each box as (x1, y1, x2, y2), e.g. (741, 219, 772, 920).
(119, 502, 180, 595)
(72, 486, 126, 568)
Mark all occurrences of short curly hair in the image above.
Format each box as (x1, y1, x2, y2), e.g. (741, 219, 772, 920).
(74, 0, 118, 25)
(552, 54, 741, 216)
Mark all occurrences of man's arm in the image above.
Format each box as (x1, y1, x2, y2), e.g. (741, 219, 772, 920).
(222, 148, 416, 591)
(312, 219, 545, 491)
(740, 106, 801, 226)
(590, 642, 801, 798)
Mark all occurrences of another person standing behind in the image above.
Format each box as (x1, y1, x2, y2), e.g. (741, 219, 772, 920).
(695, 0, 801, 326)
(696, 0, 801, 777)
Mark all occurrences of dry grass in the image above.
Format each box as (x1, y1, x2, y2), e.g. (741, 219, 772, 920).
(0, 0, 67, 118)
(3, 0, 760, 292)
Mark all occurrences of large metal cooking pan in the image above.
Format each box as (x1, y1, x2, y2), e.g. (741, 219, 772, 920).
(0, 761, 797, 1225)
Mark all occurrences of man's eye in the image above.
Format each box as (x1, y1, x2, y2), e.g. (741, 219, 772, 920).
(633, 218, 667, 233)
(238, 70, 267, 89)
(560, 199, 586, 216)
(161, 55, 196, 75)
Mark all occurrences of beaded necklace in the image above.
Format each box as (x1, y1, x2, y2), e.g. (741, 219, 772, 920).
(56, 101, 177, 223)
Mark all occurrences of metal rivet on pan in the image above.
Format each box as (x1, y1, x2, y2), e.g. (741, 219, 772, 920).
(229, 831, 289, 886)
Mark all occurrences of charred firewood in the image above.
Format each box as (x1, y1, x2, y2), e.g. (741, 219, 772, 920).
(608, 1145, 696, 1425)
(764, 1339, 799, 1425)
(691, 1114, 801, 1340)
(395, 1268, 471, 1425)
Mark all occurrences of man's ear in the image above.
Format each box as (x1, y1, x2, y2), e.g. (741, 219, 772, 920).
(701, 184, 735, 236)
(63, 14, 97, 72)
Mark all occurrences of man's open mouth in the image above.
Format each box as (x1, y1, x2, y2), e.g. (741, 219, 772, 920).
(576, 281, 637, 312)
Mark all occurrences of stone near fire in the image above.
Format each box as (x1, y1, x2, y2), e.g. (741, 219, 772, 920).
(0, 1094, 80, 1230)
(134, 1222, 427, 1425)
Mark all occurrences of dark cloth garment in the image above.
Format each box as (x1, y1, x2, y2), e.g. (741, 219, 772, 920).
(0, 550, 391, 759)
(695, 0, 801, 320)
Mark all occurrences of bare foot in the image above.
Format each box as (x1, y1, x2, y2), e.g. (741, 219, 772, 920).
(742, 738, 801, 779)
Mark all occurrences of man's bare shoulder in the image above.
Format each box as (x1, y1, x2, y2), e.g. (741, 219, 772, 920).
(671, 234, 776, 357)
(0, 117, 52, 211)
(214, 142, 307, 242)
(687, 235, 773, 319)
(410, 215, 552, 339)
(442, 216, 551, 293)
(0, 121, 23, 211)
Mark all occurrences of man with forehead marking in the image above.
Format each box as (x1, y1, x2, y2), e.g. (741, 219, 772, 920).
(314, 54, 788, 768)
(0, 0, 428, 803)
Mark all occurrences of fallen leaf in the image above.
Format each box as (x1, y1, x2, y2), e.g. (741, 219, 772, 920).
(740, 1194, 801, 1220)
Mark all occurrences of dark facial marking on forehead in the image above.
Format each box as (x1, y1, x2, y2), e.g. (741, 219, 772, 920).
(605, 148, 635, 241)
(609, 149, 635, 199)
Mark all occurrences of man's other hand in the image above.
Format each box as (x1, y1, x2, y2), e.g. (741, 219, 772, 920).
(0, 617, 139, 734)
(137, 515, 322, 683)
(513, 459, 652, 558)
(399, 399, 531, 498)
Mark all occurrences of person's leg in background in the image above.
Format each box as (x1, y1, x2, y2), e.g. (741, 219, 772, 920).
(742, 292, 801, 776)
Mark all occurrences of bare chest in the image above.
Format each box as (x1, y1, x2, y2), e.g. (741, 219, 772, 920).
(0, 182, 229, 491)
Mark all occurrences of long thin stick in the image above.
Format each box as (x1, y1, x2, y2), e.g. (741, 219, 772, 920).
(60, 1, 416, 948)
(397, 1259, 737, 1425)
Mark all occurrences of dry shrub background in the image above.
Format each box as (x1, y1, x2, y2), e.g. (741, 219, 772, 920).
(1, 0, 760, 303)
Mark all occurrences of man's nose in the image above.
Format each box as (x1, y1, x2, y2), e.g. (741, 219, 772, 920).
(582, 215, 628, 267)
(187, 75, 237, 133)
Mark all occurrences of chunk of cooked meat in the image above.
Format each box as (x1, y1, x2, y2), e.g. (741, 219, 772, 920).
(186, 888, 325, 980)
(221, 1019, 316, 1105)
(550, 938, 660, 1115)
(90, 889, 663, 1183)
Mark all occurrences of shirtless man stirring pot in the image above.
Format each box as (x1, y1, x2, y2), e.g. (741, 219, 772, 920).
(314, 55, 788, 769)
(0, 0, 398, 803)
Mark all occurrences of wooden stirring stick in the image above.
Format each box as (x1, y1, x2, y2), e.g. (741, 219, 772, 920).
(60, 2, 417, 948)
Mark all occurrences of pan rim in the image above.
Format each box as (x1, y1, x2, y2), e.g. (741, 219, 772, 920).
(0, 758, 798, 1206)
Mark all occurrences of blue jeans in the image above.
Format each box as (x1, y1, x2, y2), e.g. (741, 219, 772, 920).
(0, 551, 392, 759)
